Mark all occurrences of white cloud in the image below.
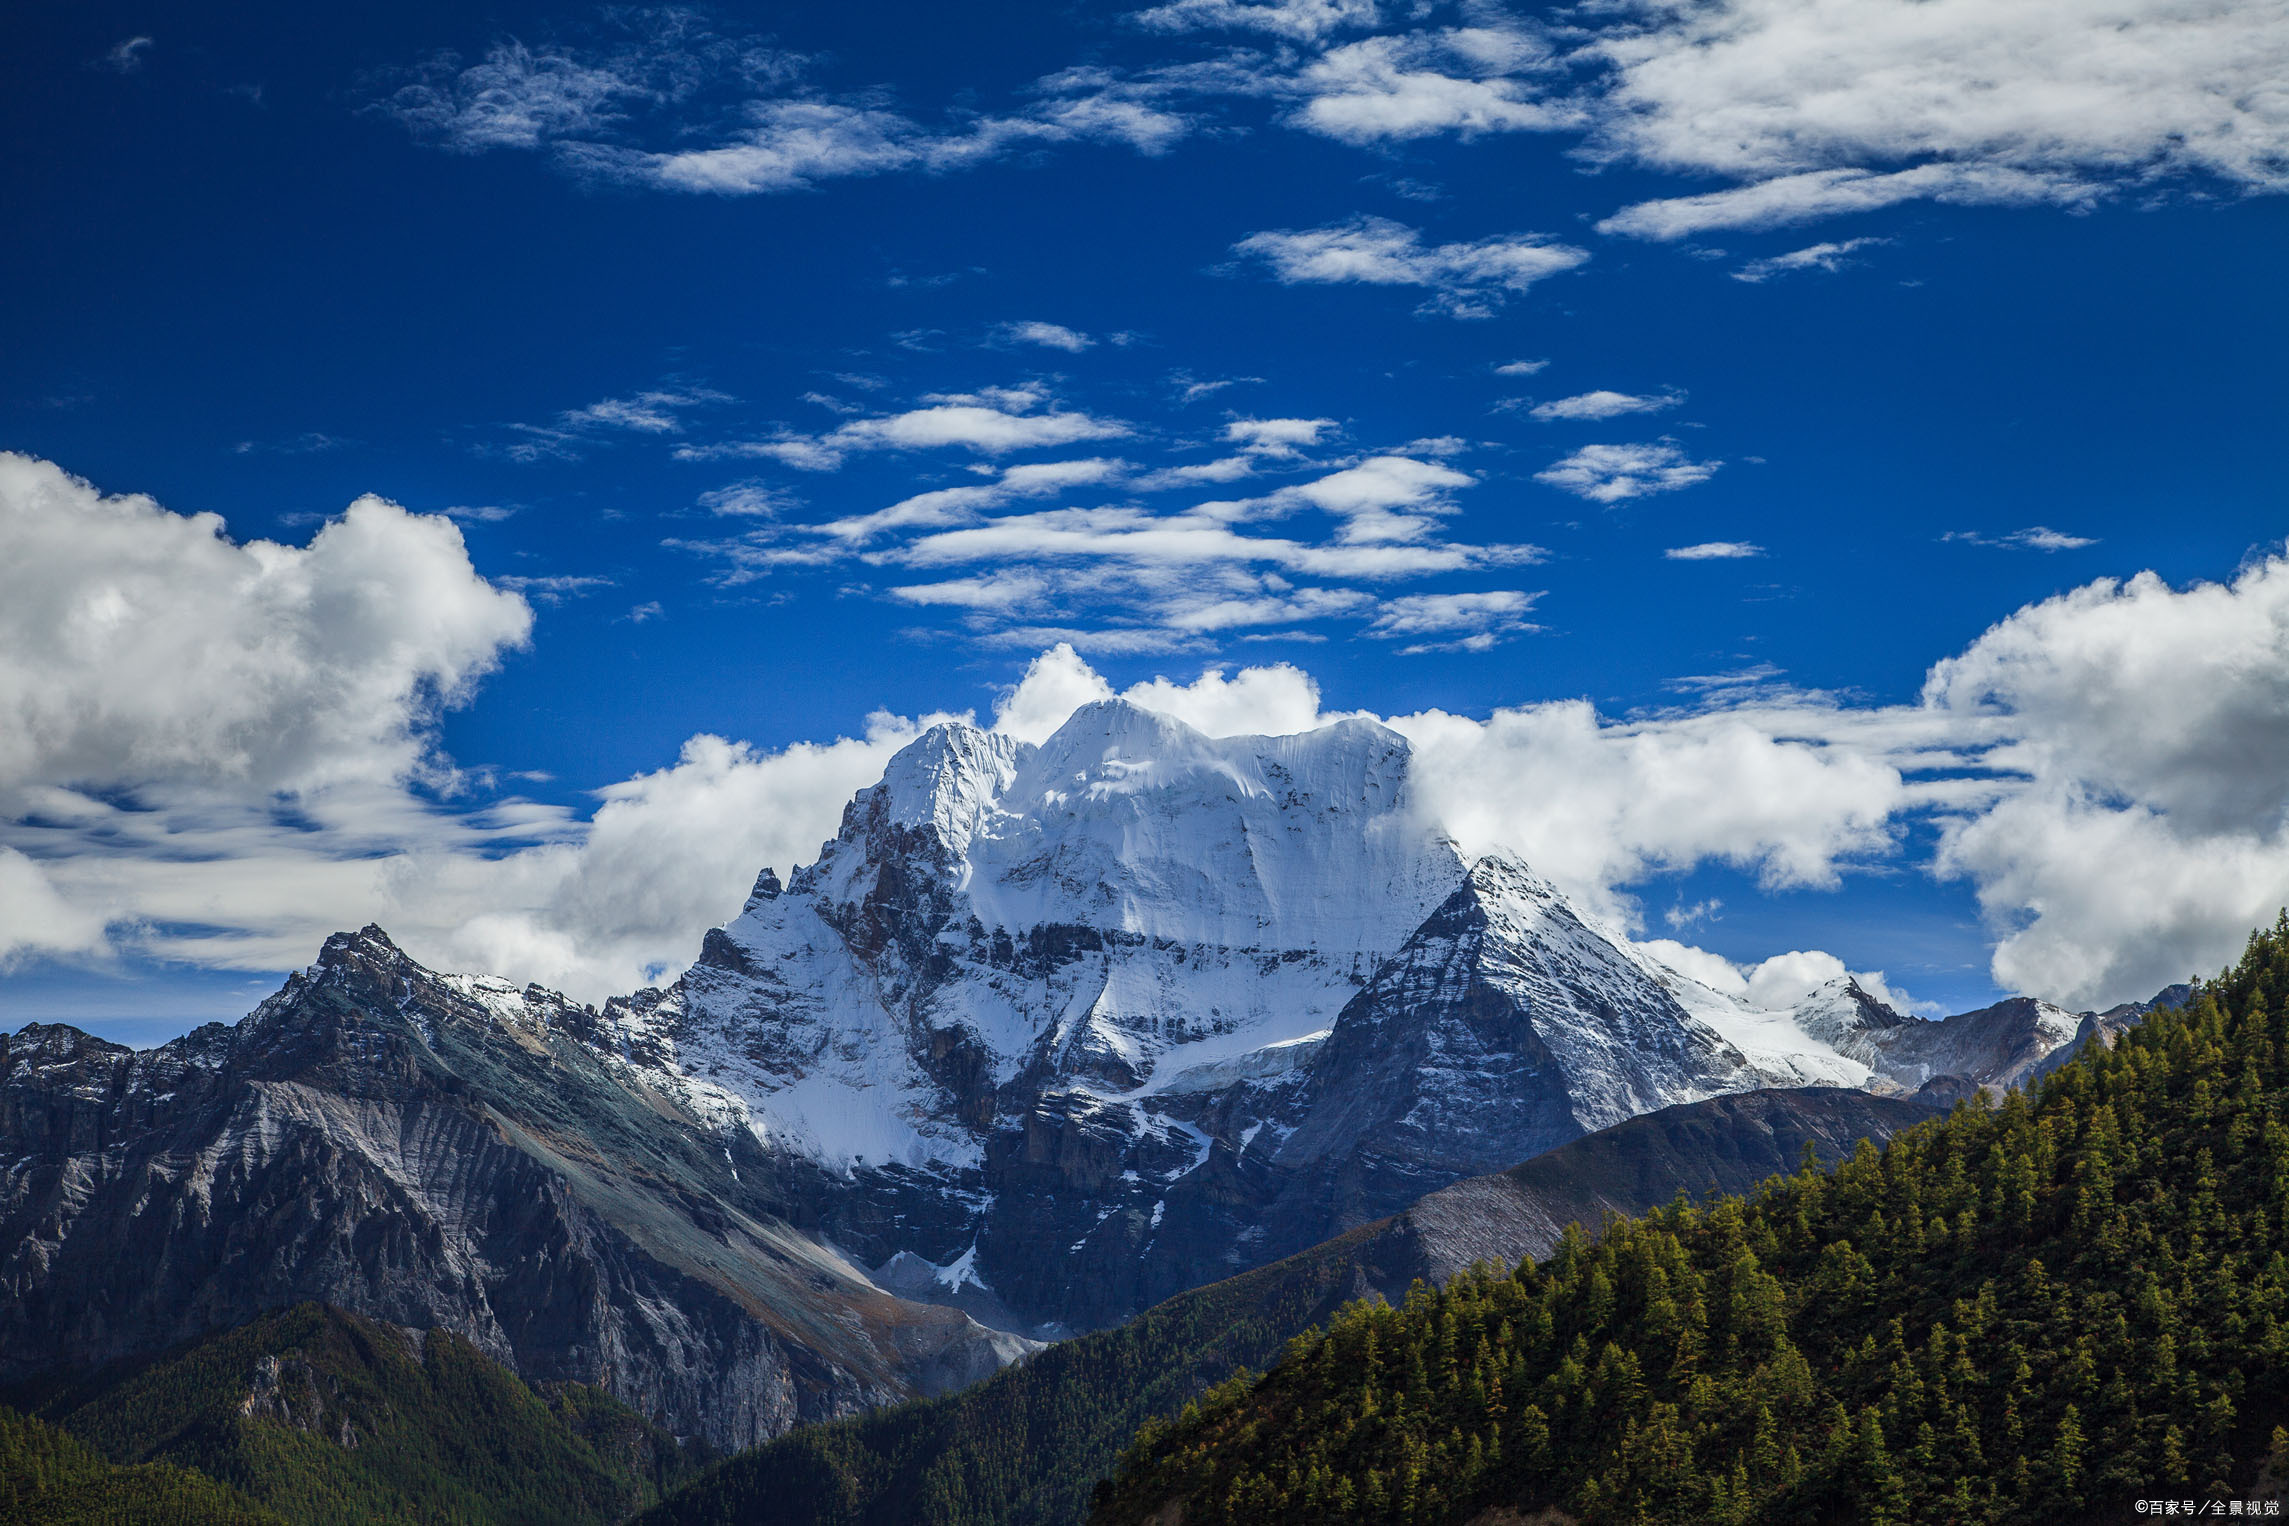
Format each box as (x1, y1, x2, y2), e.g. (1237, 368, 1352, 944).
(1667, 541, 1764, 561)
(694, 387, 1132, 470)
(1368, 590, 1541, 653)
(1638, 939, 1915, 1014)
(697, 481, 797, 517)
(1527, 389, 1681, 423)
(496, 574, 614, 604)
(1494, 359, 1549, 376)
(1224, 416, 1336, 455)
(1597, 161, 2091, 241)
(1734, 237, 1887, 282)
(993, 644, 1118, 742)
(813, 457, 1128, 544)
(1284, 454, 1474, 543)
(1132, 0, 1382, 41)
(0, 453, 531, 800)
(1002, 320, 1096, 352)
(33, 478, 2289, 1018)
(102, 36, 155, 74)
(377, 20, 1189, 194)
(0, 848, 107, 967)
(1536, 441, 1721, 503)
(1290, 29, 1576, 144)
(1585, 0, 2289, 236)
(1233, 216, 1589, 317)
(559, 388, 727, 433)
(584, 92, 1183, 197)
(993, 641, 1340, 742)
(1945, 526, 2098, 552)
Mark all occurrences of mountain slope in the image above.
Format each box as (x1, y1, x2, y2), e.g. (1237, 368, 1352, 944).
(1092, 918, 2289, 1526)
(635, 1086, 1935, 1526)
(0, 927, 1024, 1450)
(14, 1303, 692, 1526)
(0, 1403, 280, 1526)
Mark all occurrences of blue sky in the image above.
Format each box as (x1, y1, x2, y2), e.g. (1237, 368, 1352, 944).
(5, 0, 2288, 1042)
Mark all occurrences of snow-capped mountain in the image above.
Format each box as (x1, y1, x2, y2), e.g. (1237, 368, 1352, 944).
(0, 697, 2173, 1434)
(585, 699, 2107, 1334)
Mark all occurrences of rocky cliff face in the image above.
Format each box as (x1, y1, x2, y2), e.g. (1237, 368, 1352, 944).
(0, 927, 1025, 1450)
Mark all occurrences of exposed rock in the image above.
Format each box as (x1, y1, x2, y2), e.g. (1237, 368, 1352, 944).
(0, 927, 1028, 1450)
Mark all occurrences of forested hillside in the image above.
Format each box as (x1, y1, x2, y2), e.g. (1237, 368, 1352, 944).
(0, 1403, 282, 1525)
(10, 1304, 696, 1526)
(1094, 918, 2289, 1525)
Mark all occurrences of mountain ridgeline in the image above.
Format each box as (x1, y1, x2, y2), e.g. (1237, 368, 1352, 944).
(1090, 916, 2289, 1526)
(0, 699, 2189, 1516)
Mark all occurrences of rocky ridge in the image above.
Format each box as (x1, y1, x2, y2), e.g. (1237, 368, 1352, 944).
(0, 927, 1025, 1450)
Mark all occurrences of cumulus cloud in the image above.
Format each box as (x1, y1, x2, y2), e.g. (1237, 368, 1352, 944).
(1536, 442, 1721, 503)
(0, 453, 531, 800)
(1527, 389, 1682, 423)
(1638, 939, 1916, 1014)
(993, 641, 1341, 743)
(1225, 416, 1336, 456)
(1666, 541, 1764, 560)
(1233, 216, 1589, 318)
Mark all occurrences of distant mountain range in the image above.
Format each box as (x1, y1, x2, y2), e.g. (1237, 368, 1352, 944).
(0, 701, 2187, 1479)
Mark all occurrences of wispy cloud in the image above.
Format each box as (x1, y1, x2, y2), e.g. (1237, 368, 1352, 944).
(1945, 527, 2098, 552)
(1536, 441, 1721, 503)
(100, 36, 155, 74)
(499, 386, 731, 463)
(1734, 237, 1889, 283)
(683, 385, 1131, 471)
(1368, 589, 1542, 653)
(1133, 0, 1382, 42)
(675, 403, 1542, 654)
(1233, 215, 1588, 318)
(372, 13, 1190, 195)
(1666, 541, 1765, 560)
(496, 573, 616, 604)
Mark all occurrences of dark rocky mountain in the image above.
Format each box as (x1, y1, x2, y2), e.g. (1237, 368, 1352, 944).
(0, 927, 1025, 1451)
(636, 1085, 1939, 1526)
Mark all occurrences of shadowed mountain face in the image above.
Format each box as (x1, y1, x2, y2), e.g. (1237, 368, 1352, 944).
(633, 1085, 1940, 1526)
(0, 928, 1025, 1451)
